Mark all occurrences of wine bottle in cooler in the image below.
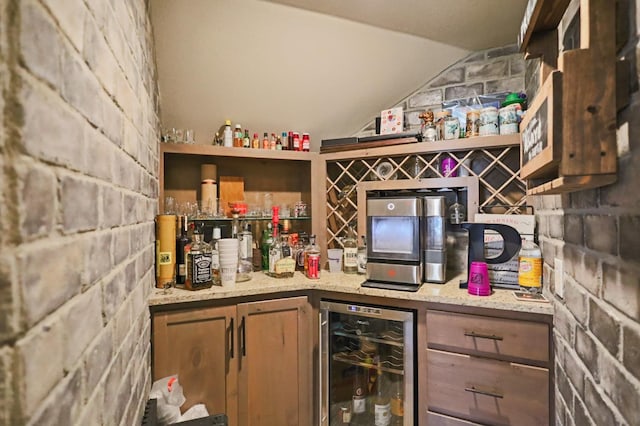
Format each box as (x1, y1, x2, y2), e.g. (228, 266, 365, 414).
(374, 366, 391, 426)
(352, 366, 368, 422)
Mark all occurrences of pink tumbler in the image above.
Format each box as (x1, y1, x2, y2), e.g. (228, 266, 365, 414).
(468, 261, 491, 296)
(441, 156, 458, 177)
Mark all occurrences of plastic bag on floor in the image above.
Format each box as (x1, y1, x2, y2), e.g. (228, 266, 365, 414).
(149, 375, 186, 425)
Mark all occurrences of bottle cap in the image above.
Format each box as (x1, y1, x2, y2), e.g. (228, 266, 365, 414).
(225, 120, 231, 125)
(235, 124, 242, 129)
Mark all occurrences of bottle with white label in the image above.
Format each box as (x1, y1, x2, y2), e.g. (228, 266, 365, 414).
(223, 120, 233, 147)
(373, 365, 391, 426)
(343, 227, 358, 274)
(185, 227, 213, 290)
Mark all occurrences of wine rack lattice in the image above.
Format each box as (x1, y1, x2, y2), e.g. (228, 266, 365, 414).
(325, 145, 526, 249)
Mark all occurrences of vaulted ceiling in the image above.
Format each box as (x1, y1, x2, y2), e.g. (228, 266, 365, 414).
(150, 0, 527, 149)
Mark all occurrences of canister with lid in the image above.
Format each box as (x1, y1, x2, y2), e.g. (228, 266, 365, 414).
(434, 110, 450, 141)
(465, 110, 480, 138)
(479, 106, 499, 136)
(443, 116, 460, 140)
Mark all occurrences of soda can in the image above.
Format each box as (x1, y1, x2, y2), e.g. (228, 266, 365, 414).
(307, 253, 320, 279)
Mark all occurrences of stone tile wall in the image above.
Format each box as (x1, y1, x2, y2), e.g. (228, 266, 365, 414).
(528, 1, 640, 425)
(354, 44, 526, 136)
(0, 0, 159, 425)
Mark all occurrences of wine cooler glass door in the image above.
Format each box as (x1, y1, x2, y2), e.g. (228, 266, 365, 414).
(320, 301, 414, 426)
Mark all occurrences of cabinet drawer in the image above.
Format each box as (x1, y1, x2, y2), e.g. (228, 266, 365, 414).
(427, 349, 549, 426)
(426, 310, 549, 363)
(427, 411, 483, 425)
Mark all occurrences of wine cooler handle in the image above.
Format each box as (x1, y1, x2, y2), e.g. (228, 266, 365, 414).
(464, 385, 504, 399)
(241, 316, 246, 357)
(229, 317, 235, 359)
(318, 312, 323, 426)
(464, 331, 503, 341)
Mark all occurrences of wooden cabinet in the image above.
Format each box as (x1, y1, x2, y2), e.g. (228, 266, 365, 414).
(425, 309, 552, 426)
(152, 296, 313, 426)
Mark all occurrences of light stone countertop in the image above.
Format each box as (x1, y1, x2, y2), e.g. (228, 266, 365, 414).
(149, 271, 554, 316)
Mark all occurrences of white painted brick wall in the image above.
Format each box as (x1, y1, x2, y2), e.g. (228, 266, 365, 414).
(2, 0, 159, 423)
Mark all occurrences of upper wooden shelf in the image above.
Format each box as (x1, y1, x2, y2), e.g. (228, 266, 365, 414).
(518, 0, 571, 51)
(319, 134, 521, 161)
(160, 143, 318, 161)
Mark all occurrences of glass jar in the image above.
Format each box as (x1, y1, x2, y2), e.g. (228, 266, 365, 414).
(443, 116, 460, 140)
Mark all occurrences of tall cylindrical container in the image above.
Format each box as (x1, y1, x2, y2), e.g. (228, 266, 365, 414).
(156, 214, 177, 288)
(201, 164, 218, 216)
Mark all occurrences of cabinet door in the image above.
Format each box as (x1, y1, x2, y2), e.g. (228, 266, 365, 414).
(237, 296, 312, 426)
(153, 305, 238, 424)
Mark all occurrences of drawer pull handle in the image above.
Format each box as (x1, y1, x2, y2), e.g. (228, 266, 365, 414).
(464, 331, 503, 341)
(464, 386, 504, 399)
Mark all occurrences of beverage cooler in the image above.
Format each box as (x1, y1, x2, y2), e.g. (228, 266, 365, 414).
(320, 301, 415, 425)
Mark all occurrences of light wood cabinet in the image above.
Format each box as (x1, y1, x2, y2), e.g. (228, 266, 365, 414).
(152, 296, 312, 426)
(425, 309, 552, 425)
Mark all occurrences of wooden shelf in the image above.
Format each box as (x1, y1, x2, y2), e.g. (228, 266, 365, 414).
(518, 0, 572, 51)
(161, 143, 318, 161)
(526, 174, 616, 195)
(320, 134, 521, 161)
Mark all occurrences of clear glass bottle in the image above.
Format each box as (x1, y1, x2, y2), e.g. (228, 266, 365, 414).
(389, 374, 404, 426)
(268, 224, 282, 274)
(211, 226, 221, 285)
(343, 228, 358, 274)
(518, 239, 543, 293)
(239, 221, 253, 263)
(185, 226, 213, 290)
(357, 235, 367, 275)
(280, 220, 292, 259)
(374, 365, 391, 426)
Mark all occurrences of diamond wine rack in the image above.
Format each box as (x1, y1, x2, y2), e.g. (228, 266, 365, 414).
(319, 135, 526, 249)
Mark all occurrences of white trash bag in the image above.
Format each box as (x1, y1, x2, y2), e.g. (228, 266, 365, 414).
(149, 375, 186, 425)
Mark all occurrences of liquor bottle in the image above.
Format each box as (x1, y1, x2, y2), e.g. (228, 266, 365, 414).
(261, 222, 273, 271)
(262, 132, 269, 149)
(270, 133, 277, 150)
(280, 221, 291, 259)
(301, 133, 310, 152)
(268, 207, 281, 274)
(357, 235, 367, 275)
(281, 132, 288, 150)
(293, 232, 307, 271)
(352, 366, 368, 422)
(175, 215, 191, 285)
(233, 124, 243, 147)
(276, 135, 283, 150)
(242, 129, 250, 148)
(223, 120, 233, 147)
(252, 132, 260, 149)
(390, 375, 404, 426)
(211, 226, 221, 285)
(185, 225, 213, 290)
(373, 365, 391, 426)
(239, 222, 253, 263)
(343, 227, 358, 274)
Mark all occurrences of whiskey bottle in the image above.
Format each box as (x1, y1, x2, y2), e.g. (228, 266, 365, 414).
(185, 226, 213, 290)
(261, 222, 273, 271)
(343, 227, 358, 274)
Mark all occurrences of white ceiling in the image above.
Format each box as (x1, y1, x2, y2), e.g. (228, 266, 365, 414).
(151, 0, 527, 150)
(263, 0, 529, 50)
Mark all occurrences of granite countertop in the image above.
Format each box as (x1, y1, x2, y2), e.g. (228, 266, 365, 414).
(149, 271, 554, 315)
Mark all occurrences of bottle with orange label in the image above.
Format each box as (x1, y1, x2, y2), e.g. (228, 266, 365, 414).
(518, 239, 543, 293)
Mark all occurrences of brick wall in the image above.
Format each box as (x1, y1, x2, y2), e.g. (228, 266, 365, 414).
(355, 44, 526, 137)
(0, 0, 159, 425)
(529, 1, 640, 425)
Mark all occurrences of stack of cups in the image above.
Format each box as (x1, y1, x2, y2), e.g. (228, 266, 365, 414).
(468, 261, 491, 296)
(218, 238, 239, 286)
